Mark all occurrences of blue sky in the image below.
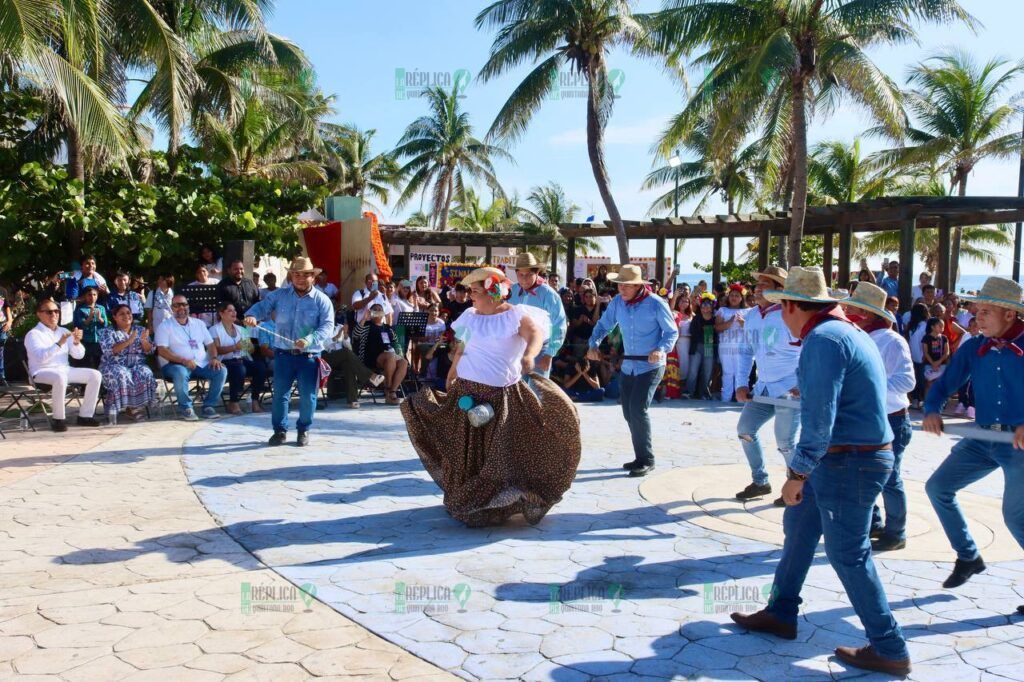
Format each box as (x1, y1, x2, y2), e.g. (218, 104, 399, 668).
(265, 0, 1022, 275)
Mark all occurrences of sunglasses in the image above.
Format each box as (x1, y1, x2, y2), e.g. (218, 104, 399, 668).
(171, 302, 189, 308)
(40, 309, 60, 315)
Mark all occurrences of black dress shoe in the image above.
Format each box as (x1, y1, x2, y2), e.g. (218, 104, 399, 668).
(869, 526, 884, 539)
(1017, 605, 1024, 615)
(76, 416, 101, 427)
(730, 609, 796, 640)
(834, 645, 911, 676)
(629, 464, 655, 477)
(622, 460, 642, 470)
(268, 431, 287, 446)
(52, 419, 68, 433)
(871, 536, 907, 552)
(296, 432, 309, 447)
(943, 556, 986, 588)
(773, 496, 787, 507)
(736, 482, 772, 500)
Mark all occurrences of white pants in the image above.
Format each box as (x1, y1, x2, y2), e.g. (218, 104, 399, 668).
(719, 344, 743, 402)
(33, 367, 101, 420)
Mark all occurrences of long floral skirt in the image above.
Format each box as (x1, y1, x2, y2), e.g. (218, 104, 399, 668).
(100, 362, 157, 412)
(400, 373, 581, 527)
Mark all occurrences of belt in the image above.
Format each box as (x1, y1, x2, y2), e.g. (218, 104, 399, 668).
(826, 443, 892, 454)
(888, 408, 908, 418)
(275, 349, 320, 357)
(977, 423, 1017, 432)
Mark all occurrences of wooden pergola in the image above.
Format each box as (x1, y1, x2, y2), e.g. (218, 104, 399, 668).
(380, 197, 1024, 312)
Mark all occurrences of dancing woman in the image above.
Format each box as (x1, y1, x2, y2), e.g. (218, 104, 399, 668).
(401, 268, 582, 527)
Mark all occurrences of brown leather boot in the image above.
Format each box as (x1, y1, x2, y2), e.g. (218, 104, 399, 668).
(729, 609, 796, 640)
(834, 645, 911, 676)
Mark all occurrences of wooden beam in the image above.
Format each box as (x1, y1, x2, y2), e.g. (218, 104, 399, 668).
(566, 237, 576, 284)
(655, 235, 666, 284)
(936, 218, 951, 294)
(485, 245, 492, 265)
(823, 228, 834, 285)
(758, 226, 771, 271)
(550, 243, 558, 278)
(712, 236, 723, 287)
(460, 244, 467, 262)
(898, 216, 916, 313)
(403, 243, 411, 279)
(837, 220, 852, 287)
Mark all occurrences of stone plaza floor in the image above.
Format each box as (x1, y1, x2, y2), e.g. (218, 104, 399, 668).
(2, 399, 1023, 680)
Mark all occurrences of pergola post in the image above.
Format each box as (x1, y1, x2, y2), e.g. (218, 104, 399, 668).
(837, 220, 852, 287)
(550, 242, 558, 277)
(758, 226, 771, 270)
(403, 243, 411, 279)
(566, 237, 576, 283)
(655, 235, 666, 284)
(485, 245, 492, 265)
(898, 215, 916, 313)
(937, 218, 951, 294)
(823, 228, 834, 285)
(712, 236, 723, 287)
(459, 244, 467, 262)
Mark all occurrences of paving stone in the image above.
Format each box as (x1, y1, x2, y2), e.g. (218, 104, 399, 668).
(116, 643, 202, 669)
(244, 637, 314, 663)
(185, 653, 253, 674)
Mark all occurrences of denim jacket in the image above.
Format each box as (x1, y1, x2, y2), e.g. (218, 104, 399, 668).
(508, 282, 567, 357)
(588, 293, 678, 376)
(245, 287, 334, 353)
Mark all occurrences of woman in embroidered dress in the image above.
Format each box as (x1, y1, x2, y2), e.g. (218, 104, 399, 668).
(401, 267, 582, 527)
(99, 304, 157, 420)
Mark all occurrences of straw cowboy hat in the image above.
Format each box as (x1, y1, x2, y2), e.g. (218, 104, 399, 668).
(840, 281, 896, 324)
(461, 267, 508, 287)
(605, 264, 646, 286)
(962, 276, 1024, 314)
(752, 265, 788, 287)
(288, 256, 322, 275)
(763, 266, 847, 304)
(515, 253, 541, 270)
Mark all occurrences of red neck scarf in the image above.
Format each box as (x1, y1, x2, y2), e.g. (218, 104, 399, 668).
(978, 320, 1024, 357)
(859, 315, 892, 335)
(519, 277, 546, 296)
(790, 303, 853, 346)
(625, 286, 651, 307)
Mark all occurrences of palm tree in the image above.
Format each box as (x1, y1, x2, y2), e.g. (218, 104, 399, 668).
(449, 188, 511, 232)
(858, 224, 1013, 276)
(521, 181, 602, 261)
(475, 0, 650, 263)
(324, 126, 402, 213)
(878, 50, 1024, 286)
(392, 84, 510, 231)
(405, 210, 430, 227)
(647, 0, 973, 267)
(808, 139, 900, 205)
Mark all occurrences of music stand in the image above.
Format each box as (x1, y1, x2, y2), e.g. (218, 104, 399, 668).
(179, 284, 218, 315)
(396, 311, 428, 337)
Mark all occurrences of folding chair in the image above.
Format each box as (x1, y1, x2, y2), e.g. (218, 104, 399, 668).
(0, 382, 41, 435)
(20, 361, 83, 428)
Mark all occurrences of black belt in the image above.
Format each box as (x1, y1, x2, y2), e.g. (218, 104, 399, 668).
(275, 349, 320, 357)
(827, 443, 892, 454)
(977, 423, 1017, 432)
(888, 408, 908, 418)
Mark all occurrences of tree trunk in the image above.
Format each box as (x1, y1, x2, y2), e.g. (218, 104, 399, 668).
(949, 175, 967, 290)
(586, 66, 629, 263)
(66, 126, 86, 258)
(438, 172, 454, 231)
(168, 125, 180, 173)
(727, 196, 735, 262)
(787, 77, 810, 269)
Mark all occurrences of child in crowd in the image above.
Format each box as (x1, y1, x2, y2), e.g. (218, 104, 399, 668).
(955, 317, 978, 418)
(72, 286, 109, 369)
(921, 316, 950, 394)
(714, 284, 748, 402)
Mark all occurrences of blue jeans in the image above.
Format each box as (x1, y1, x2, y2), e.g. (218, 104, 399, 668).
(223, 357, 269, 403)
(737, 395, 800, 485)
(162, 363, 227, 413)
(926, 437, 1024, 561)
(567, 386, 605, 403)
(685, 347, 714, 399)
(871, 413, 912, 540)
(271, 351, 320, 434)
(767, 449, 908, 661)
(620, 366, 665, 466)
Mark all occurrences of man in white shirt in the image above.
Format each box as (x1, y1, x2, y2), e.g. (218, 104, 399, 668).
(155, 295, 227, 421)
(315, 272, 340, 303)
(351, 272, 393, 325)
(734, 267, 802, 506)
(24, 298, 102, 431)
(843, 282, 916, 552)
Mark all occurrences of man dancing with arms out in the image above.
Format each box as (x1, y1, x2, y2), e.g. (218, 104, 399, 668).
(730, 267, 910, 676)
(922, 277, 1024, 613)
(587, 264, 677, 478)
(733, 266, 801, 507)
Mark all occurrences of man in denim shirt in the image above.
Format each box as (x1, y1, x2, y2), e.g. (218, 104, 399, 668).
(587, 264, 677, 477)
(730, 267, 910, 676)
(245, 257, 334, 447)
(508, 253, 566, 378)
(923, 277, 1024, 614)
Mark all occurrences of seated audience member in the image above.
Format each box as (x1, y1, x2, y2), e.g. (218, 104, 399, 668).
(25, 298, 101, 431)
(597, 345, 622, 400)
(130, 275, 148, 302)
(188, 264, 219, 326)
(155, 295, 227, 421)
(145, 273, 175, 331)
(100, 304, 157, 421)
(106, 271, 146, 323)
(0, 287, 11, 384)
(199, 245, 223, 279)
(353, 303, 407, 405)
(64, 254, 109, 302)
(210, 302, 267, 414)
(551, 343, 576, 384)
(444, 284, 472, 324)
(260, 273, 278, 298)
(351, 272, 394, 324)
(413, 276, 442, 311)
(413, 304, 447, 373)
(323, 324, 385, 408)
(72, 286, 109, 369)
(425, 340, 457, 390)
(560, 356, 605, 403)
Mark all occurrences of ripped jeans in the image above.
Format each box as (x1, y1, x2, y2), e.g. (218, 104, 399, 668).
(737, 397, 800, 485)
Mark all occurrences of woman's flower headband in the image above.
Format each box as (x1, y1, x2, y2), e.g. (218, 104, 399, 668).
(483, 274, 512, 301)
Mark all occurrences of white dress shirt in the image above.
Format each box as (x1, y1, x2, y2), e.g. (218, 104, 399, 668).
(25, 322, 84, 377)
(869, 327, 915, 414)
(155, 317, 214, 368)
(350, 288, 393, 324)
(736, 304, 801, 397)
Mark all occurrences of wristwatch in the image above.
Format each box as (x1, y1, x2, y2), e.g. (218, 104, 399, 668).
(786, 467, 808, 482)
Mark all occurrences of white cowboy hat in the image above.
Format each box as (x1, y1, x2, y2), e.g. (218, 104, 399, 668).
(288, 256, 322, 275)
(751, 265, 788, 287)
(461, 267, 508, 287)
(605, 264, 646, 286)
(961, 276, 1024, 313)
(763, 266, 847, 304)
(840, 281, 896, 324)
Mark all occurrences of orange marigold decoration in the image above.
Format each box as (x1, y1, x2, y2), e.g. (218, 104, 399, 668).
(363, 211, 393, 280)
